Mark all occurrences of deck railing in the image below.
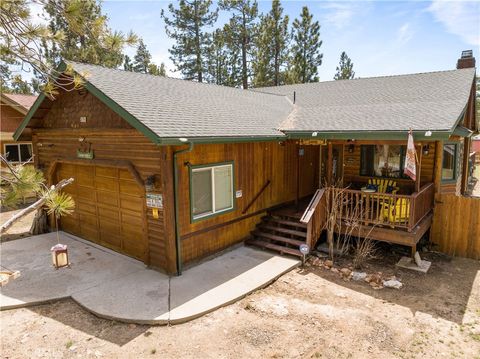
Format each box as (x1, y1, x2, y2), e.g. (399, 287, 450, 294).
(300, 188, 327, 249)
(331, 183, 434, 232)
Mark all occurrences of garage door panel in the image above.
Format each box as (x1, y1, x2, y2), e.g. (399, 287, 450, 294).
(119, 180, 143, 196)
(76, 186, 96, 201)
(56, 163, 146, 261)
(96, 191, 120, 207)
(98, 207, 120, 222)
(95, 176, 119, 192)
(120, 197, 144, 212)
(95, 166, 117, 178)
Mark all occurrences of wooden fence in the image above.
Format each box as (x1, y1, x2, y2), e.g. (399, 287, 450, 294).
(431, 194, 480, 259)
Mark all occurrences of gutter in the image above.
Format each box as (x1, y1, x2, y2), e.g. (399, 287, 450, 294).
(173, 141, 194, 275)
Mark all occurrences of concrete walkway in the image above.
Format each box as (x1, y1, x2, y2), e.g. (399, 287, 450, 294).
(0, 232, 299, 324)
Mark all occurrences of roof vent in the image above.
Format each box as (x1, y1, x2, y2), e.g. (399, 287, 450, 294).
(457, 50, 475, 69)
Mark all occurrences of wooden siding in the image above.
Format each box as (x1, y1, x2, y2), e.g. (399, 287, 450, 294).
(431, 194, 480, 259)
(175, 141, 319, 264)
(342, 141, 436, 192)
(28, 89, 176, 273)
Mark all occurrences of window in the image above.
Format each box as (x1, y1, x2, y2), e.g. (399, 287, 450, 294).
(441, 144, 457, 181)
(191, 163, 234, 220)
(4, 143, 32, 163)
(360, 145, 406, 178)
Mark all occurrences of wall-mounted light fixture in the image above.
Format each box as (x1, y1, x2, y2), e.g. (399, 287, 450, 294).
(422, 144, 430, 156)
(145, 175, 156, 191)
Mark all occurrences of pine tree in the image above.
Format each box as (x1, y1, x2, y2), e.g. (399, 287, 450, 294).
(148, 63, 166, 76)
(290, 6, 323, 84)
(161, 0, 218, 82)
(41, 0, 136, 70)
(219, 0, 258, 89)
(123, 55, 133, 71)
(133, 40, 152, 73)
(205, 29, 230, 85)
(334, 51, 355, 80)
(252, 0, 289, 87)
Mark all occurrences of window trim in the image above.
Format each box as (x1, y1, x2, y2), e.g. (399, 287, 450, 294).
(189, 161, 235, 223)
(359, 144, 408, 180)
(3, 142, 33, 164)
(441, 142, 459, 183)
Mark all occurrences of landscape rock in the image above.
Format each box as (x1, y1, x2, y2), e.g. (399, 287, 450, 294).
(340, 268, 352, 277)
(351, 271, 367, 281)
(383, 278, 403, 289)
(324, 260, 333, 268)
(330, 267, 339, 274)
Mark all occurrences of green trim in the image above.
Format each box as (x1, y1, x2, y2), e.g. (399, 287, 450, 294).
(452, 125, 473, 138)
(285, 130, 452, 141)
(189, 161, 236, 224)
(440, 141, 460, 182)
(158, 136, 286, 145)
(13, 93, 46, 141)
(173, 142, 194, 276)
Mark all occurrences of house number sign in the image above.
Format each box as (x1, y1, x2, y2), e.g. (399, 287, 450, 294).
(146, 193, 163, 209)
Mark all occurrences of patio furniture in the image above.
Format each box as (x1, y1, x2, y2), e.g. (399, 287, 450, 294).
(380, 197, 411, 225)
(367, 178, 399, 195)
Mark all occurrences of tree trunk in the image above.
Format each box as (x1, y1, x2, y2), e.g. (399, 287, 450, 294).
(30, 208, 48, 235)
(241, 12, 248, 89)
(0, 178, 74, 234)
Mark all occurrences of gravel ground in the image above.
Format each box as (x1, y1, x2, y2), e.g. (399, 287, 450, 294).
(1, 250, 479, 359)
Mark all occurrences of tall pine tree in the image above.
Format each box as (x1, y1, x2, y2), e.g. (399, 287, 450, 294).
(252, 0, 289, 87)
(205, 29, 230, 85)
(41, 0, 136, 69)
(334, 51, 355, 80)
(161, 0, 218, 82)
(219, 0, 258, 89)
(290, 6, 323, 83)
(133, 39, 151, 73)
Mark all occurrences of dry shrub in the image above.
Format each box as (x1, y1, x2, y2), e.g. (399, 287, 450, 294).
(353, 238, 377, 269)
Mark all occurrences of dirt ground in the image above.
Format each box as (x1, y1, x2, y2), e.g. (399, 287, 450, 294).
(1, 247, 479, 359)
(0, 208, 36, 242)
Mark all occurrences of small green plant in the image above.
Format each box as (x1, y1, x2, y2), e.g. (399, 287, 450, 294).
(151, 348, 157, 354)
(65, 340, 73, 349)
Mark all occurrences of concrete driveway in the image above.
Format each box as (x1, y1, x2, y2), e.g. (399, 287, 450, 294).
(0, 232, 299, 324)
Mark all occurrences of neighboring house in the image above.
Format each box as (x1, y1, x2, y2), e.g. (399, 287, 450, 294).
(1, 93, 36, 164)
(14, 51, 478, 274)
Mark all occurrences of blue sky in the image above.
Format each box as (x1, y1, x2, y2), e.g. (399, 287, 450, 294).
(45, 1, 480, 81)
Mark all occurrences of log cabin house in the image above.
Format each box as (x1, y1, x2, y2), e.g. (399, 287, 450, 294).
(13, 51, 478, 274)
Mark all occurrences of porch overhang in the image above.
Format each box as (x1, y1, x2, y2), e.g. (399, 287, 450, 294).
(284, 130, 453, 141)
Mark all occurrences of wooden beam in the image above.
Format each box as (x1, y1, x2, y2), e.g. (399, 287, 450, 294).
(327, 142, 333, 186)
(416, 144, 423, 192)
(433, 141, 443, 194)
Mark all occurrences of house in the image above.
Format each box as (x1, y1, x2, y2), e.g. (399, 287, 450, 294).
(1, 93, 36, 164)
(13, 51, 478, 274)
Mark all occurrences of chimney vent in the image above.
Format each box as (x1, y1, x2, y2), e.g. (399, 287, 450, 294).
(457, 50, 475, 69)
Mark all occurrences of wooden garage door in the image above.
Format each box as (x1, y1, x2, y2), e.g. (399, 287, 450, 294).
(56, 163, 146, 261)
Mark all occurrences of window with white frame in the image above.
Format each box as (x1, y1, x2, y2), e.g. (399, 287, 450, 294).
(191, 163, 234, 220)
(4, 143, 32, 163)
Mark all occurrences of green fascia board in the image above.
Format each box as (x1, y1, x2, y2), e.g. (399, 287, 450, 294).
(452, 125, 473, 138)
(13, 92, 47, 141)
(157, 135, 286, 145)
(284, 130, 453, 141)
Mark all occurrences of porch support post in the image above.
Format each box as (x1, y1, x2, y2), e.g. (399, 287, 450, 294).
(327, 142, 333, 186)
(415, 144, 423, 192)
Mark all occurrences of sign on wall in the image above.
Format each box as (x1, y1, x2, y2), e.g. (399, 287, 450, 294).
(146, 193, 163, 209)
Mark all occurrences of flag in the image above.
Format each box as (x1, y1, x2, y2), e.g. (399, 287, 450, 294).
(404, 130, 416, 181)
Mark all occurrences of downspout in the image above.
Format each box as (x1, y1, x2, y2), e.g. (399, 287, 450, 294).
(173, 142, 194, 275)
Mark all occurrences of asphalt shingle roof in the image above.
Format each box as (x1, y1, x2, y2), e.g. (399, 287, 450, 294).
(67, 62, 474, 140)
(69, 62, 291, 139)
(253, 68, 475, 133)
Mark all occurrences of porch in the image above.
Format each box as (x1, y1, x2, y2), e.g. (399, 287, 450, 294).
(247, 139, 436, 257)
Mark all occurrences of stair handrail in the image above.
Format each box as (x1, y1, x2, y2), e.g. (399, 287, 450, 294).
(300, 188, 326, 249)
(242, 179, 271, 214)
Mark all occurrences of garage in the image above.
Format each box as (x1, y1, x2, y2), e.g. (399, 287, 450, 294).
(56, 162, 147, 261)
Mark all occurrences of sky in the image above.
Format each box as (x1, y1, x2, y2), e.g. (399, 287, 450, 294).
(102, 0, 480, 80)
(31, 0, 480, 81)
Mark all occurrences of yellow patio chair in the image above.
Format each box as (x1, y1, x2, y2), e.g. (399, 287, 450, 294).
(367, 178, 399, 194)
(380, 197, 410, 224)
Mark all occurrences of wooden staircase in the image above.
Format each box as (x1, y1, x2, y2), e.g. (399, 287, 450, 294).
(246, 212, 307, 258)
